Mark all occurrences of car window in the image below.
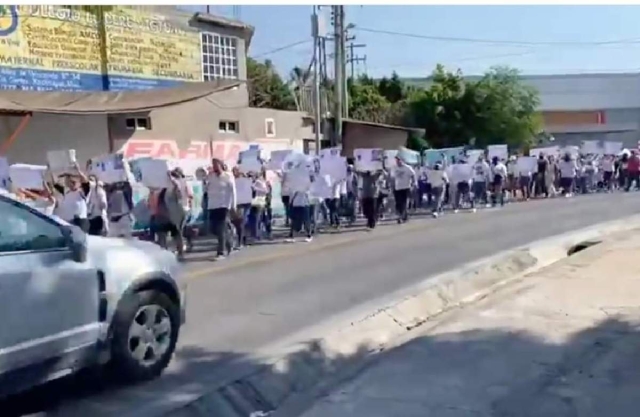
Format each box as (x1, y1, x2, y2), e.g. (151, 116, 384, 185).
(0, 198, 66, 253)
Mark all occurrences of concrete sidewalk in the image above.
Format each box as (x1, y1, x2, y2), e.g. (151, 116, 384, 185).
(294, 231, 640, 417)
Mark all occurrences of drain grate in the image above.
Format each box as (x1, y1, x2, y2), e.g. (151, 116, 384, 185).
(567, 240, 602, 256)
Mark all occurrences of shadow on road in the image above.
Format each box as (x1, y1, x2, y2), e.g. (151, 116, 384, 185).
(3, 317, 640, 417)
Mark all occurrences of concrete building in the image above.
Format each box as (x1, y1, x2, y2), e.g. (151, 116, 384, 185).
(0, 6, 314, 165)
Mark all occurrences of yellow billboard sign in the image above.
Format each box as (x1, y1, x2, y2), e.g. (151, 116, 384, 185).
(0, 5, 202, 91)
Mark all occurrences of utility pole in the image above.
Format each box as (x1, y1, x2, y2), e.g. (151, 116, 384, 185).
(346, 42, 366, 79)
(332, 5, 344, 145)
(311, 5, 322, 154)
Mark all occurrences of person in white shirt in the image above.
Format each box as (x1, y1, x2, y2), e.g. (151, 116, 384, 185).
(392, 157, 416, 224)
(451, 159, 474, 213)
(250, 171, 270, 240)
(471, 156, 491, 207)
(326, 176, 343, 228)
(491, 157, 508, 207)
(231, 167, 252, 248)
(53, 164, 90, 232)
(601, 155, 615, 191)
(106, 180, 134, 239)
(278, 170, 292, 227)
(206, 158, 237, 260)
(86, 175, 108, 236)
(287, 171, 313, 243)
(558, 153, 577, 197)
(426, 163, 448, 218)
(516, 157, 533, 201)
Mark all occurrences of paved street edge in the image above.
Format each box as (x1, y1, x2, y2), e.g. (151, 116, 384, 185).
(162, 214, 640, 417)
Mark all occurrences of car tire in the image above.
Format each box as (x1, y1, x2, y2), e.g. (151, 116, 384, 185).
(110, 289, 180, 381)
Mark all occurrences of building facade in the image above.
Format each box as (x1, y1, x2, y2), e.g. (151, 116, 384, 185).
(0, 6, 315, 165)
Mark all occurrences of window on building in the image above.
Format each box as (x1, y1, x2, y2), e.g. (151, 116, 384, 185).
(125, 117, 151, 131)
(219, 120, 239, 134)
(201, 32, 239, 81)
(265, 118, 276, 137)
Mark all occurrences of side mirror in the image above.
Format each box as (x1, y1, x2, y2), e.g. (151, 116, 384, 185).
(62, 225, 88, 263)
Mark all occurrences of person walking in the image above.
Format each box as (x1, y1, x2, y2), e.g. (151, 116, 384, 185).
(206, 158, 236, 261)
(360, 170, 381, 230)
(391, 156, 416, 224)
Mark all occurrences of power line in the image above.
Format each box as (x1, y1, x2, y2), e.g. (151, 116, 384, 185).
(251, 39, 313, 59)
(356, 27, 640, 47)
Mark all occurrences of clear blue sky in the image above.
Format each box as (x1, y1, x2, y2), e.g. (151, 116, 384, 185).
(192, 5, 640, 79)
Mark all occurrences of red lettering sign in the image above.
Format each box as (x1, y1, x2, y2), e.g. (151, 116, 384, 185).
(121, 139, 246, 163)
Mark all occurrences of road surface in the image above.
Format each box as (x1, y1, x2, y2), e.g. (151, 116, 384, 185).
(5, 192, 640, 416)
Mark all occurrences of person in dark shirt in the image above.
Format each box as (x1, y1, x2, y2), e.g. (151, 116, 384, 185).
(536, 154, 549, 198)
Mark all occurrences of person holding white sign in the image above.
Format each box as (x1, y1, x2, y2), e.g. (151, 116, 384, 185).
(206, 158, 237, 260)
(86, 173, 108, 236)
(391, 157, 416, 223)
(106, 180, 134, 238)
(471, 155, 491, 208)
(51, 163, 91, 232)
(426, 163, 448, 218)
(491, 156, 508, 207)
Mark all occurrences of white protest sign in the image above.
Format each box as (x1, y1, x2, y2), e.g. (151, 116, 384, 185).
(320, 156, 347, 182)
(516, 156, 537, 174)
(487, 144, 508, 161)
(530, 146, 560, 158)
(89, 153, 131, 184)
(267, 150, 292, 171)
(235, 177, 253, 205)
(451, 163, 473, 181)
(580, 140, 601, 155)
(354, 148, 383, 172)
(128, 157, 172, 189)
(465, 149, 485, 163)
(47, 149, 77, 173)
(238, 149, 262, 174)
(174, 159, 211, 180)
(319, 147, 341, 159)
(604, 141, 623, 155)
(383, 150, 398, 169)
(0, 157, 10, 189)
(9, 164, 46, 190)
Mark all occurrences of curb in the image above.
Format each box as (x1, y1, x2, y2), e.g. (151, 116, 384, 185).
(162, 214, 640, 417)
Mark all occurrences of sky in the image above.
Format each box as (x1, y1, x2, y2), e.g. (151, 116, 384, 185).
(190, 5, 640, 79)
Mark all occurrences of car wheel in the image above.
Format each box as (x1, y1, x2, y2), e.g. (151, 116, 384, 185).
(110, 289, 180, 381)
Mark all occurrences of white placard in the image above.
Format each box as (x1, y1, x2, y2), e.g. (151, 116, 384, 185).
(310, 174, 333, 200)
(89, 153, 131, 184)
(47, 149, 77, 173)
(319, 147, 341, 159)
(235, 177, 253, 205)
(451, 163, 473, 181)
(487, 144, 508, 161)
(383, 150, 398, 169)
(354, 148, 383, 172)
(320, 156, 347, 182)
(10, 164, 46, 190)
(530, 146, 560, 158)
(465, 149, 485, 163)
(580, 140, 601, 155)
(238, 149, 262, 174)
(516, 156, 537, 174)
(267, 150, 292, 171)
(0, 157, 10, 189)
(604, 141, 623, 155)
(128, 157, 172, 189)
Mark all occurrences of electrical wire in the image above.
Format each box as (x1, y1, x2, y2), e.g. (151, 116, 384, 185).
(356, 27, 640, 47)
(251, 39, 313, 59)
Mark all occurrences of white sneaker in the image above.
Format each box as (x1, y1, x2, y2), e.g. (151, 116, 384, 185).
(285, 238, 295, 243)
(472, 208, 477, 213)
(432, 212, 439, 218)
(485, 204, 491, 208)
(304, 236, 313, 243)
(454, 209, 459, 214)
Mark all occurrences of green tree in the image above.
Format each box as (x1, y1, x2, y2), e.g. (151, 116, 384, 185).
(377, 71, 405, 103)
(472, 66, 541, 149)
(247, 58, 296, 110)
(348, 82, 391, 124)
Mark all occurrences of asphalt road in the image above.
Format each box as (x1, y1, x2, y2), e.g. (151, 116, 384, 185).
(5, 192, 640, 417)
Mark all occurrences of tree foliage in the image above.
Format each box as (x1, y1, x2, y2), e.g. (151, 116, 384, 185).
(247, 58, 541, 150)
(246, 58, 296, 110)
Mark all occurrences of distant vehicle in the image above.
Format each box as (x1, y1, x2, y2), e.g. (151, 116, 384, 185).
(0, 193, 186, 398)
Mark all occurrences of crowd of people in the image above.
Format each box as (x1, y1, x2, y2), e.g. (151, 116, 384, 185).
(5, 147, 639, 262)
